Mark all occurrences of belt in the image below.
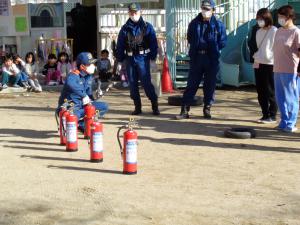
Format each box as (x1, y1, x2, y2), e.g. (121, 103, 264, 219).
(197, 50, 208, 55)
(126, 49, 151, 56)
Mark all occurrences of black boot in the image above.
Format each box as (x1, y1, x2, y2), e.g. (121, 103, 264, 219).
(175, 105, 190, 120)
(132, 101, 142, 115)
(151, 100, 160, 115)
(203, 105, 212, 119)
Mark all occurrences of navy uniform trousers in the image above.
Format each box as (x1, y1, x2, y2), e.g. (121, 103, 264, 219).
(125, 55, 157, 106)
(182, 53, 219, 106)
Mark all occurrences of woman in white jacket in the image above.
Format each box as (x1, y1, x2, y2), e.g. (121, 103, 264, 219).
(253, 8, 277, 123)
(24, 52, 42, 92)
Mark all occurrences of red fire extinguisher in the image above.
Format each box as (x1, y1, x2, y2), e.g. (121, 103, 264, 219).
(84, 104, 96, 139)
(66, 106, 78, 152)
(89, 111, 104, 162)
(117, 118, 138, 175)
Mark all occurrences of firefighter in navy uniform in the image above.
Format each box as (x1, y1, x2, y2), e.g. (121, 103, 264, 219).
(57, 52, 109, 131)
(116, 3, 160, 115)
(176, 0, 227, 120)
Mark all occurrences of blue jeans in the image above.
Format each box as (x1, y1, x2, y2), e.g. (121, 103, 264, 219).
(182, 54, 219, 106)
(1, 72, 21, 85)
(274, 73, 299, 130)
(19, 72, 29, 82)
(125, 56, 157, 106)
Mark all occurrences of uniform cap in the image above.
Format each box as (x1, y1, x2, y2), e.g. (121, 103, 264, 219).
(76, 52, 96, 66)
(128, 3, 141, 12)
(201, 0, 216, 9)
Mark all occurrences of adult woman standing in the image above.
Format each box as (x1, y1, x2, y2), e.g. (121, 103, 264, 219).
(273, 5, 300, 132)
(253, 8, 277, 123)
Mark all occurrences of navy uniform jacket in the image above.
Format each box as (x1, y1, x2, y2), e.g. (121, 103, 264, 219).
(187, 14, 227, 59)
(116, 17, 158, 62)
(58, 70, 93, 109)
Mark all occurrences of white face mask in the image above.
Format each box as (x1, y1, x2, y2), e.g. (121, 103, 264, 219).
(202, 10, 212, 19)
(86, 64, 96, 74)
(257, 20, 265, 28)
(278, 18, 287, 27)
(130, 14, 140, 23)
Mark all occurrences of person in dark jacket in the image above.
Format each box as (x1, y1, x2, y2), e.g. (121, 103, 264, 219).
(176, 0, 227, 120)
(116, 3, 159, 115)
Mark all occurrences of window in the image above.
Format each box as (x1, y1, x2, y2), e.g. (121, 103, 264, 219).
(0, 0, 9, 16)
(30, 3, 64, 28)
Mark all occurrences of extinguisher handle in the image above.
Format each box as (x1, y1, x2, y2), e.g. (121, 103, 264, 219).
(117, 126, 126, 156)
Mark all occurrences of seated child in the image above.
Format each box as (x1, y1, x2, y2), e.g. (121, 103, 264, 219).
(42, 54, 61, 85)
(57, 52, 73, 84)
(0, 54, 22, 89)
(13, 54, 30, 89)
(25, 52, 42, 92)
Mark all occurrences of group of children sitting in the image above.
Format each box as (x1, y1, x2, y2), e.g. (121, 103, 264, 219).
(0, 49, 128, 95)
(0, 52, 42, 92)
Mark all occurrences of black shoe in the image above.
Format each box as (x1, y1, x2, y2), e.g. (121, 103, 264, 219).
(203, 105, 212, 119)
(78, 126, 84, 134)
(132, 108, 142, 115)
(175, 106, 190, 120)
(151, 101, 160, 116)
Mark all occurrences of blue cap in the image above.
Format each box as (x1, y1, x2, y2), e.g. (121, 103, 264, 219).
(76, 52, 96, 66)
(128, 3, 141, 12)
(201, 0, 216, 9)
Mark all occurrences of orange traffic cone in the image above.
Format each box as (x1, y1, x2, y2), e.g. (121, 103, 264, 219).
(161, 57, 173, 93)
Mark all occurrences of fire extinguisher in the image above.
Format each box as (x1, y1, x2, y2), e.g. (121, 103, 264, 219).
(84, 104, 96, 139)
(66, 105, 78, 152)
(55, 99, 69, 146)
(89, 111, 104, 162)
(117, 118, 139, 175)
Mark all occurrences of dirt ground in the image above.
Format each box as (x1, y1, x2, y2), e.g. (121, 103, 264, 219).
(0, 87, 299, 225)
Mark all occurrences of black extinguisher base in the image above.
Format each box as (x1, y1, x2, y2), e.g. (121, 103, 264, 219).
(123, 171, 137, 175)
(66, 148, 78, 152)
(90, 159, 103, 163)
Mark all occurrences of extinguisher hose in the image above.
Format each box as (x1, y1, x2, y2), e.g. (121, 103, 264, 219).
(55, 111, 59, 131)
(117, 126, 126, 156)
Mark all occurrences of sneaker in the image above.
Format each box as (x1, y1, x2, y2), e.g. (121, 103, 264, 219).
(282, 127, 298, 133)
(122, 82, 129, 88)
(175, 106, 190, 120)
(275, 126, 284, 130)
(13, 84, 21, 88)
(2, 84, 8, 89)
(175, 113, 189, 120)
(96, 89, 103, 99)
(260, 117, 277, 124)
(35, 87, 42, 93)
